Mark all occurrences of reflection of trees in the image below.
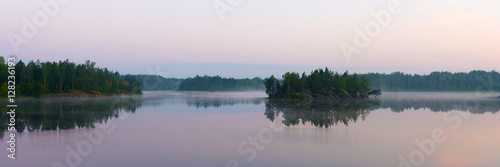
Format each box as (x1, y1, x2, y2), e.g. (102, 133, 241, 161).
(266, 97, 500, 128)
(265, 100, 380, 128)
(138, 92, 266, 108)
(375, 98, 500, 114)
(0, 97, 141, 137)
(186, 97, 263, 108)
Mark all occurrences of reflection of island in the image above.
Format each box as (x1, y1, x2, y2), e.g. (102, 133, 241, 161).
(265, 100, 380, 128)
(0, 97, 141, 138)
(2, 92, 499, 136)
(266, 95, 500, 128)
(186, 97, 263, 108)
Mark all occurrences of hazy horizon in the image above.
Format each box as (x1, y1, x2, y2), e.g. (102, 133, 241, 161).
(118, 62, 500, 79)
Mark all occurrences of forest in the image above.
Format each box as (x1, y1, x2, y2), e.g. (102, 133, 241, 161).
(120, 70, 500, 94)
(264, 68, 381, 100)
(178, 75, 265, 91)
(0, 57, 142, 98)
(9, 56, 497, 96)
(364, 70, 500, 91)
(129, 75, 182, 91)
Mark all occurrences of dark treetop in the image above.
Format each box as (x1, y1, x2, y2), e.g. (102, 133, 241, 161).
(364, 70, 500, 92)
(264, 68, 381, 100)
(178, 75, 264, 91)
(0, 57, 142, 98)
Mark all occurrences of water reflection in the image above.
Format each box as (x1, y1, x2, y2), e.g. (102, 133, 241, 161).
(186, 97, 263, 108)
(1, 92, 499, 138)
(0, 96, 141, 138)
(376, 96, 500, 114)
(265, 94, 500, 128)
(141, 91, 266, 108)
(265, 100, 380, 128)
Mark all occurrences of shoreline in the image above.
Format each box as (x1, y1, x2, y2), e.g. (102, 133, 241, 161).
(1, 91, 141, 100)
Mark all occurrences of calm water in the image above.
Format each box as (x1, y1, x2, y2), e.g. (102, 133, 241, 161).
(1, 92, 500, 167)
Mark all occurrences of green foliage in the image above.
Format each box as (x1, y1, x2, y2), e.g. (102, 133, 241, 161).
(131, 75, 183, 91)
(0, 83, 7, 97)
(281, 72, 303, 98)
(0, 57, 142, 97)
(264, 75, 280, 97)
(265, 68, 380, 100)
(367, 89, 381, 97)
(121, 74, 142, 94)
(364, 70, 500, 92)
(178, 75, 265, 91)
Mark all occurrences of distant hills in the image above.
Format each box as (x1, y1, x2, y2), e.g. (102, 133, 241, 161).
(131, 75, 265, 91)
(364, 70, 500, 92)
(130, 75, 183, 91)
(132, 70, 500, 92)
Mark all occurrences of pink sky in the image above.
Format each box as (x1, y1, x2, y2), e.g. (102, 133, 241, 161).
(0, 0, 498, 77)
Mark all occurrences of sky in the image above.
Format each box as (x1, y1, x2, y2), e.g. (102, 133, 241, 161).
(0, 0, 499, 78)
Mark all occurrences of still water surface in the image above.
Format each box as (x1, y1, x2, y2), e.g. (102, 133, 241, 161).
(1, 91, 500, 167)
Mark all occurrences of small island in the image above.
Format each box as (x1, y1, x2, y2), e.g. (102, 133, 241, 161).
(264, 68, 381, 100)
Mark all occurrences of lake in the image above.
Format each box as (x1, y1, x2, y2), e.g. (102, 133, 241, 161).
(1, 92, 500, 167)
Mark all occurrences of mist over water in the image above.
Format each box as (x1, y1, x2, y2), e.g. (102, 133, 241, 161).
(1, 92, 499, 167)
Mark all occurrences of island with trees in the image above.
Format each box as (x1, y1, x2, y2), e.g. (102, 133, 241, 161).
(264, 68, 381, 100)
(0, 57, 142, 98)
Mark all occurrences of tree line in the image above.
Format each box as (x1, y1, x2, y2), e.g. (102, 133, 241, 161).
(0, 57, 142, 98)
(132, 75, 183, 91)
(178, 75, 265, 91)
(125, 70, 500, 93)
(364, 70, 500, 91)
(264, 68, 381, 100)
